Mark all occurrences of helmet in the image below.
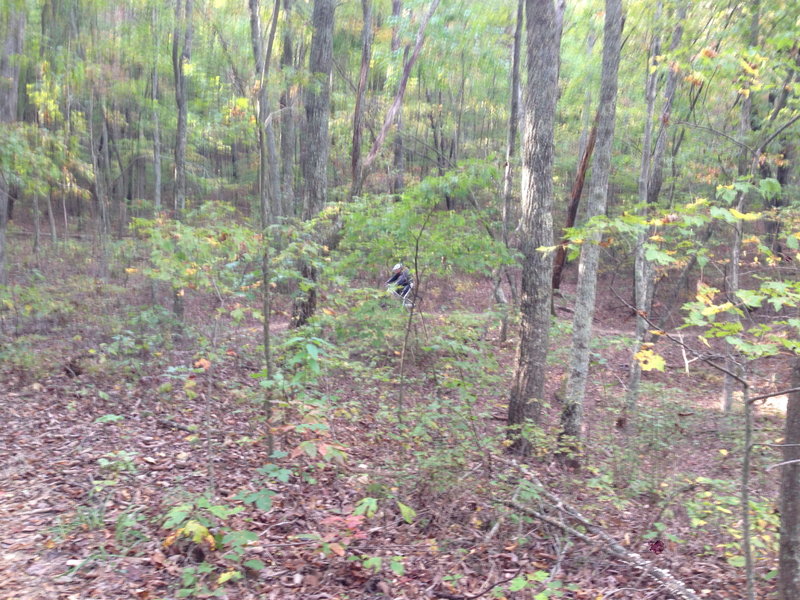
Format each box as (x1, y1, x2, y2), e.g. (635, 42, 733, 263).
(392, 263, 403, 272)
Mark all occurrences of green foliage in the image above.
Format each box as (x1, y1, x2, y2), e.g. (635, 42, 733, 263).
(338, 163, 514, 280)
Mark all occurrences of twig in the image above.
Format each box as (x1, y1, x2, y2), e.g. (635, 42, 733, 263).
(432, 565, 523, 600)
(496, 459, 701, 600)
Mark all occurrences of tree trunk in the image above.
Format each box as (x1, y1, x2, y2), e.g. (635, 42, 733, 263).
(559, 0, 623, 466)
(626, 1, 686, 413)
(503, 0, 525, 246)
(300, 0, 335, 220)
(390, 0, 407, 195)
(0, 7, 25, 285)
(152, 6, 162, 213)
(279, 0, 296, 217)
(292, 0, 335, 328)
(172, 0, 193, 215)
(780, 359, 800, 600)
(349, 0, 373, 199)
(506, 0, 562, 456)
(360, 0, 441, 188)
(249, 0, 281, 226)
(552, 115, 597, 290)
(723, 0, 759, 414)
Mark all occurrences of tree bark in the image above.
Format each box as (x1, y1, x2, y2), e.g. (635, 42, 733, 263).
(349, 0, 373, 199)
(360, 0, 441, 186)
(552, 115, 597, 291)
(559, 0, 623, 464)
(0, 7, 25, 285)
(249, 0, 281, 226)
(506, 0, 562, 456)
(501, 0, 523, 249)
(626, 1, 685, 413)
(292, 0, 335, 328)
(279, 0, 296, 217)
(300, 0, 335, 220)
(172, 0, 193, 215)
(780, 359, 800, 600)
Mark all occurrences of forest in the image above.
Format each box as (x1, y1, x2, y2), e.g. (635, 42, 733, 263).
(1, 0, 799, 598)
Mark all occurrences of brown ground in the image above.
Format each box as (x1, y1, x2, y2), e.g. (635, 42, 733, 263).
(0, 265, 787, 600)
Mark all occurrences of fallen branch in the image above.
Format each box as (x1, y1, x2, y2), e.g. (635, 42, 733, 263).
(497, 460, 701, 600)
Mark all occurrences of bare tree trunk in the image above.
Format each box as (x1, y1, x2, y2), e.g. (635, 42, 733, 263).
(300, 0, 335, 220)
(172, 0, 193, 215)
(249, 0, 281, 226)
(501, 0, 523, 249)
(390, 0, 407, 195)
(780, 359, 800, 600)
(552, 116, 597, 290)
(360, 0, 441, 188)
(0, 7, 25, 285)
(559, 0, 623, 466)
(279, 0, 296, 217)
(626, 1, 686, 413)
(152, 6, 162, 213)
(349, 0, 373, 199)
(292, 0, 335, 328)
(723, 0, 759, 414)
(507, 0, 562, 456)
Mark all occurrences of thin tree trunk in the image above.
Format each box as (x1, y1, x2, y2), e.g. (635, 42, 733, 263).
(279, 0, 296, 216)
(349, 0, 374, 199)
(249, 0, 281, 225)
(172, 0, 193, 215)
(552, 115, 598, 290)
(723, 0, 759, 414)
(152, 5, 162, 213)
(0, 7, 25, 285)
(626, 1, 685, 413)
(502, 0, 523, 249)
(559, 0, 623, 466)
(507, 0, 562, 456)
(780, 359, 800, 600)
(360, 0, 441, 186)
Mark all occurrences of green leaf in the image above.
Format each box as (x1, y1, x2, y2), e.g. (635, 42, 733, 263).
(727, 555, 746, 567)
(508, 575, 527, 592)
(396, 501, 416, 524)
(362, 556, 382, 573)
(244, 559, 266, 571)
(95, 414, 124, 424)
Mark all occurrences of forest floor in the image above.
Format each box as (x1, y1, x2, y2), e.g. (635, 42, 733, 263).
(0, 265, 788, 600)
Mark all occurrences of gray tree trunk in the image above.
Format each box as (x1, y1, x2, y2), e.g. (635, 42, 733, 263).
(506, 0, 562, 456)
(172, 0, 193, 215)
(780, 359, 800, 599)
(301, 0, 334, 220)
(723, 0, 759, 414)
(0, 7, 25, 285)
(151, 6, 162, 213)
(349, 0, 374, 199)
(292, 0, 335, 328)
(279, 0, 296, 217)
(559, 0, 623, 464)
(626, 1, 685, 413)
(249, 0, 280, 227)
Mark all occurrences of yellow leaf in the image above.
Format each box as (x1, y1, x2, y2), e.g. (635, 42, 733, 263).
(738, 88, 750, 98)
(217, 570, 240, 584)
(634, 349, 666, 372)
(719, 449, 728, 456)
(125, 267, 138, 274)
(729, 208, 762, 221)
